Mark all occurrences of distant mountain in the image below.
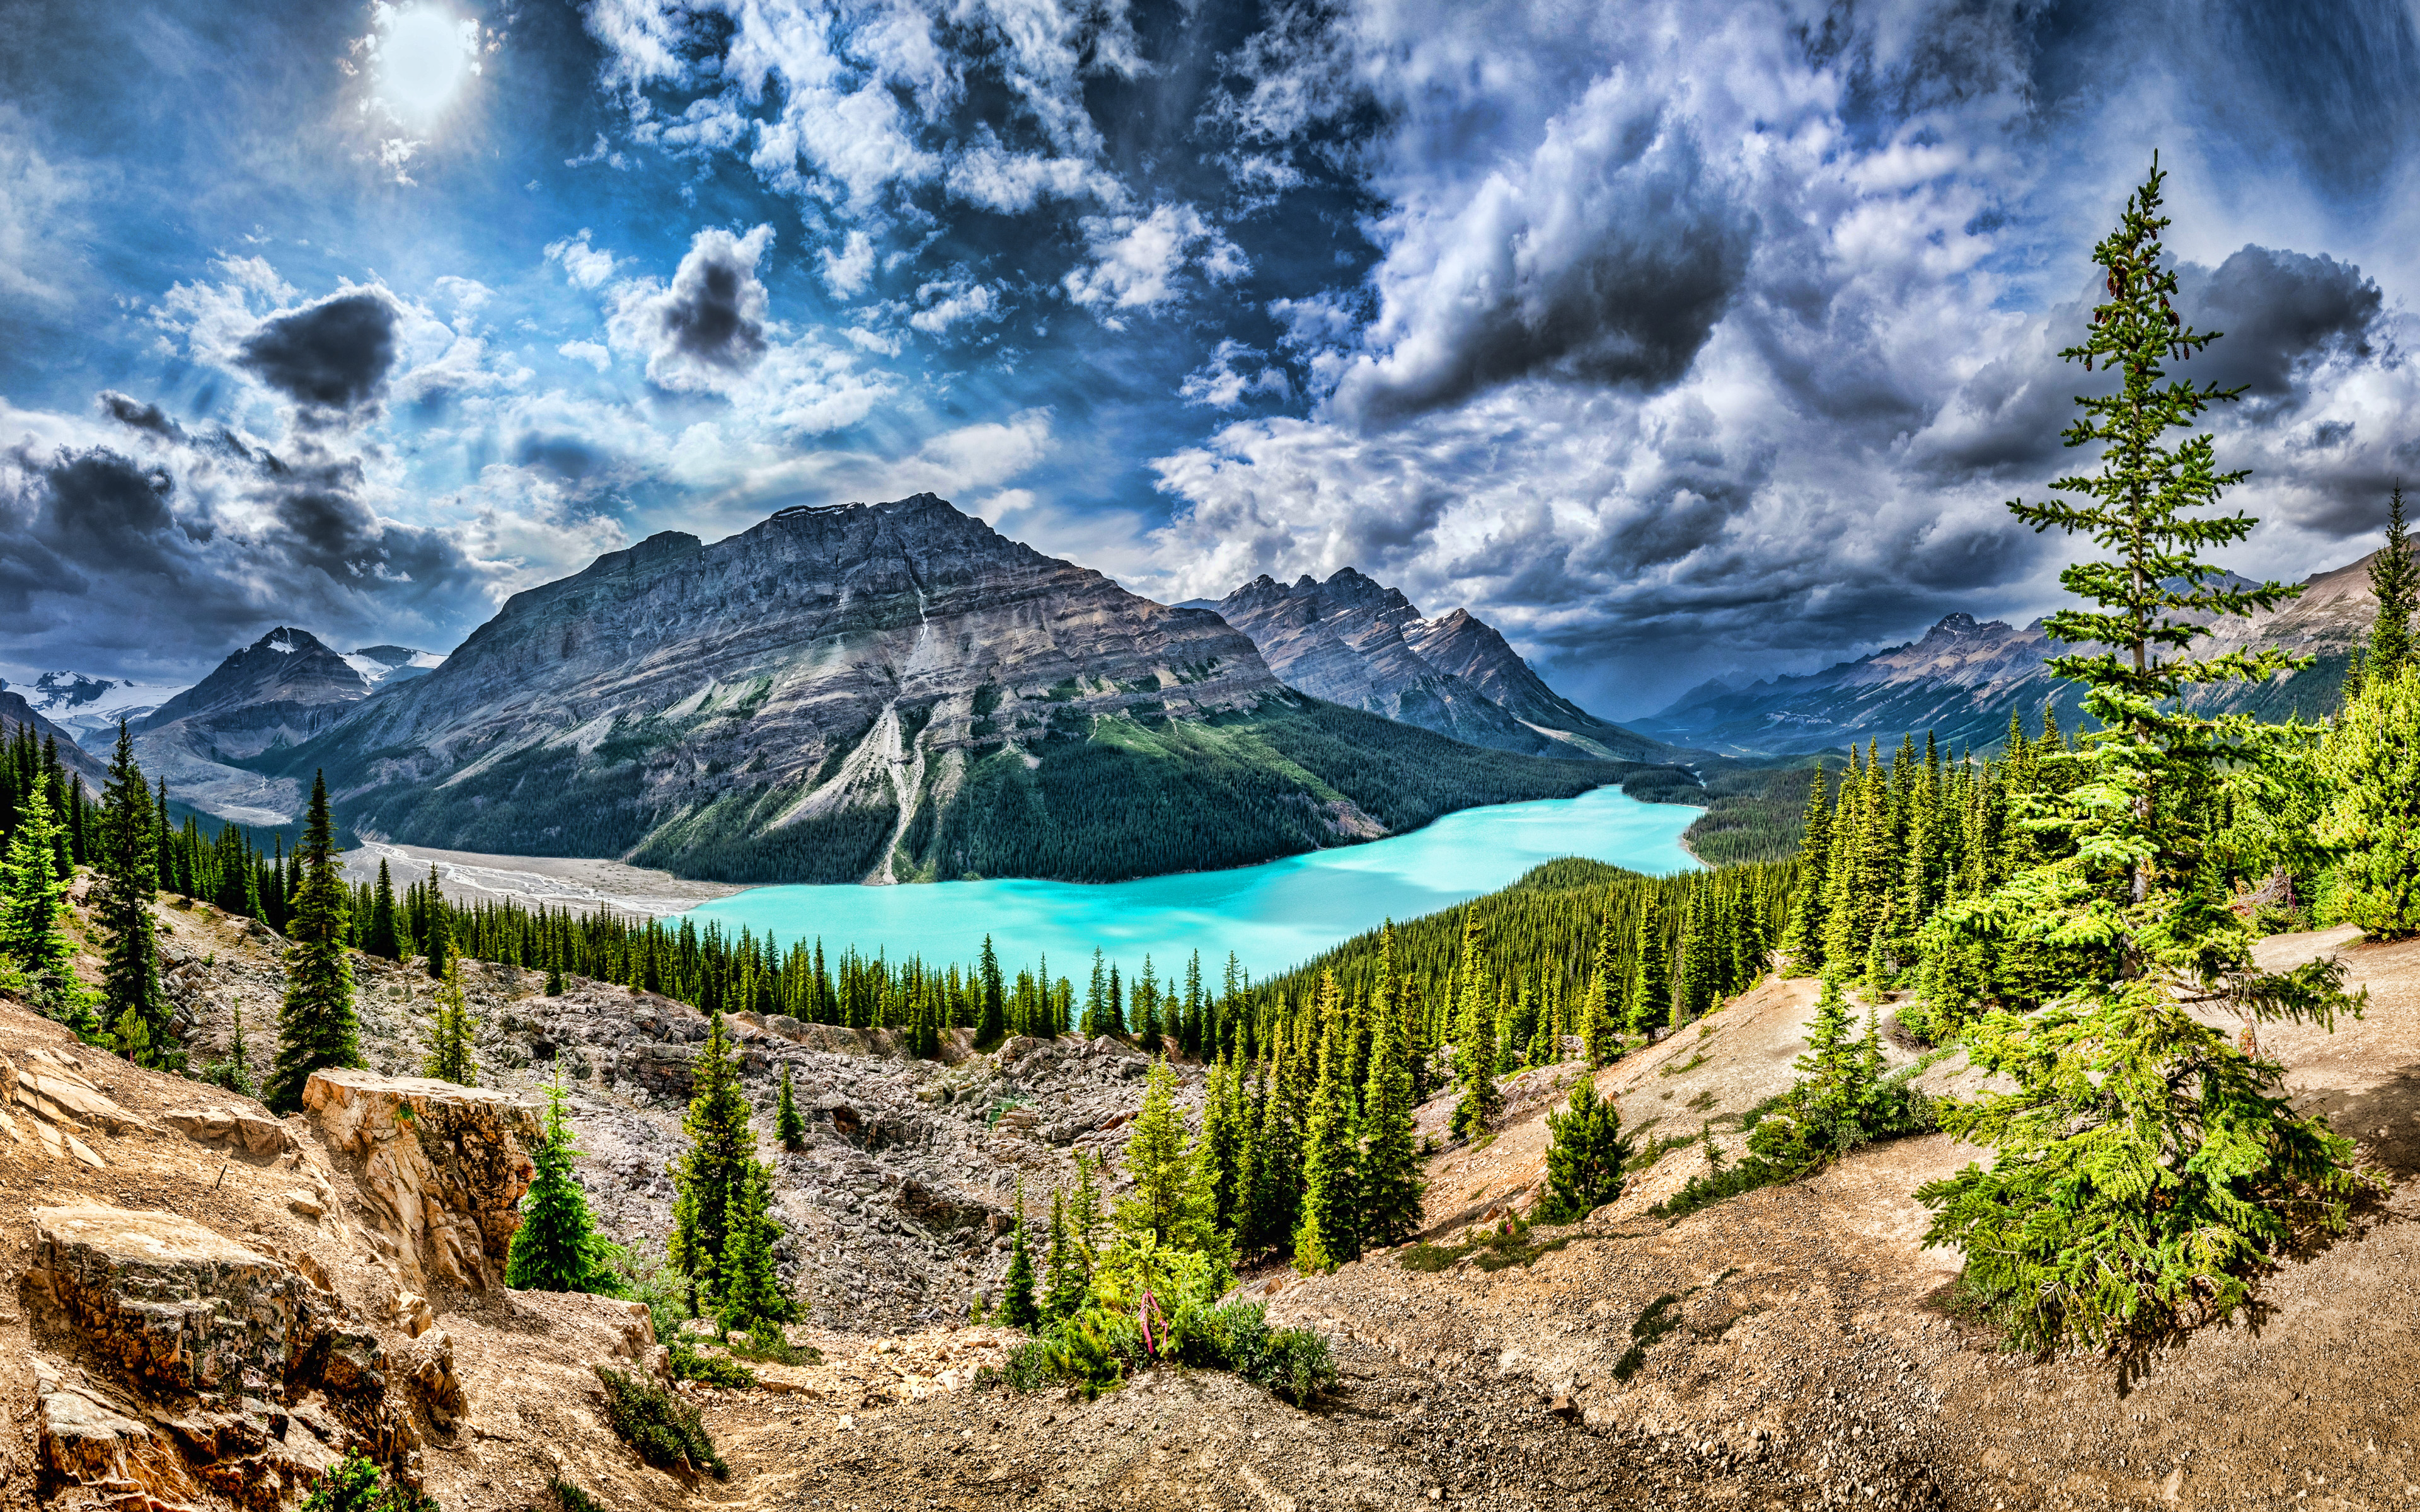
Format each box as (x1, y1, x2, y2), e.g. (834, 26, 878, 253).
(273, 496, 1618, 884)
(344, 644, 444, 686)
(130, 627, 390, 827)
(1205, 568, 1668, 762)
(0, 668, 181, 748)
(0, 689, 109, 787)
(1638, 555, 2386, 755)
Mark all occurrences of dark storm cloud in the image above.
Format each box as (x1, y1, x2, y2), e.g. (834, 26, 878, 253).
(97, 390, 185, 440)
(0, 425, 491, 665)
(1329, 110, 1754, 427)
(2182, 247, 2382, 400)
(238, 290, 400, 417)
(1913, 247, 2384, 484)
(662, 253, 766, 371)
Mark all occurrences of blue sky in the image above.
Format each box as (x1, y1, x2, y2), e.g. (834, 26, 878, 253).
(3, 0, 2416, 717)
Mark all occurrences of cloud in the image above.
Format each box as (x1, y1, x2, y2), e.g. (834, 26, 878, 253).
(97, 391, 185, 441)
(1179, 340, 1289, 409)
(544, 228, 618, 289)
(558, 340, 613, 372)
(237, 290, 401, 420)
(909, 275, 1004, 335)
(606, 224, 773, 391)
(1063, 204, 1248, 326)
(820, 230, 876, 297)
(0, 401, 504, 673)
(0, 110, 84, 309)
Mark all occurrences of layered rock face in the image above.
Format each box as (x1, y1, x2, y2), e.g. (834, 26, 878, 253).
(0, 688, 109, 786)
(1207, 568, 1665, 761)
(302, 1070, 540, 1292)
(1640, 551, 2392, 756)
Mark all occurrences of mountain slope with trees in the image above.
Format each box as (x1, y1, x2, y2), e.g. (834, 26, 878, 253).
(270, 496, 1628, 884)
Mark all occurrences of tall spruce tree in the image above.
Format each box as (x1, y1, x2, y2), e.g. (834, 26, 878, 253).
(1041, 1186, 1086, 1320)
(775, 1063, 807, 1149)
(1357, 963, 1425, 1248)
(365, 859, 401, 959)
(1779, 772, 1833, 971)
(0, 786, 74, 985)
(1292, 972, 1360, 1273)
(422, 959, 478, 1085)
(95, 721, 173, 1065)
(263, 773, 359, 1111)
(1625, 898, 1669, 1035)
(2317, 663, 2420, 940)
(1114, 1058, 1213, 1250)
(2363, 483, 2416, 684)
(997, 1179, 1040, 1329)
(507, 1072, 621, 1293)
(667, 1005, 759, 1315)
(423, 864, 452, 979)
(1917, 158, 2375, 1359)
(714, 1160, 793, 1333)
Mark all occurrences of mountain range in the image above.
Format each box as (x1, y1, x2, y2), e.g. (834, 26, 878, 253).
(252, 496, 1630, 884)
(1193, 568, 1664, 762)
(1639, 554, 2385, 755)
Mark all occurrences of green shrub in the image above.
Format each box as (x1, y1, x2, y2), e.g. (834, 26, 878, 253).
(665, 1338, 756, 1389)
(982, 1300, 1334, 1408)
(594, 1366, 727, 1477)
(731, 1318, 820, 1366)
(301, 1454, 436, 1512)
(548, 1479, 603, 1512)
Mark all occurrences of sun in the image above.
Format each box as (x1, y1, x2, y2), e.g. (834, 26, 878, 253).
(370, 3, 480, 123)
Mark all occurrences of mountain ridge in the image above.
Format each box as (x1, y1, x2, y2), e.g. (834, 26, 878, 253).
(270, 496, 1623, 883)
(1205, 568, 1669, 762)
(1640, 553, 2389, 755)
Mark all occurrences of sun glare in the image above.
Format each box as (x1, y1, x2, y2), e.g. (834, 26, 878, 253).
(373, 3, 478, 122)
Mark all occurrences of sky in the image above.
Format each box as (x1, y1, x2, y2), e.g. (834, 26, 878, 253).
(3, 0, 2417, 719)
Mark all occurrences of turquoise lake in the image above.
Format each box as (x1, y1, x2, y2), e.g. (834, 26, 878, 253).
(684, 784, 1700, 983)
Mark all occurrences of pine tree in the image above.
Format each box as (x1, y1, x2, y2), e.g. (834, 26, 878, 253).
(1448, 965, 1502, 1143)
(1068, 1150, 1103, 1280)
(546, 949, 566, 997)
(1540, 1078, 1631, 1223)
(1114, 1058, 1213, 1250)
(714, 1160, 792, 1333)
(94, 721, 173, 1066)
(1779, 770, 1832, 971)
(263, 773, 359, 1111)
(998, 1179, 1040, 1329)
(2363, 483, 2416, 684)
(424, 864, 452, 980)
(1625, 898, 1668, 1035)
(507, 1072, 621, 1293)
(422, 958, 478, 1085)
(1357, 963, 1425, 1248)
(775, 1063, 807, 1149)
(1041, 1186, 1087, 1320)
(365, 859, 400, 959)
(1292, 973, 1361, 1273)
(668, 1005, 758, 1315)
(1577, 913, 1616, 1067)
(975, 934, 1006, 1048)
(2317, 663, 2420, 939)
(0, 786, 74, 985)
(1918, 158, 2377, 1359)
(1200, 1053, 1244, 1233)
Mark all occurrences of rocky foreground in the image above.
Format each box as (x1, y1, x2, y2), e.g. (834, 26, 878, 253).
(5, 898, 2416, 1512)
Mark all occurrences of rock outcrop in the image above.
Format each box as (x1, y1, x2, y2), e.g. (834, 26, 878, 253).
(24, 1205, 394, 1510)
(302, 1070, 539, 1292)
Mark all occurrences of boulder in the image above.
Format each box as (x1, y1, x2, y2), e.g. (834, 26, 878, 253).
(30, 1205, 322, 1402)
(302, 1069, 539, 1292)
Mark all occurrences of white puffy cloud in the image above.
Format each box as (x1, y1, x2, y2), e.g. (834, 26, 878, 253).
(909, 275, 1004, 335)
(1063, 203, 1248, 327)
(558, 340, 613, 372)
(544, 229, 618, 289)
(1179, 339, 1289, 409)
(819, 229, 877, 297)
